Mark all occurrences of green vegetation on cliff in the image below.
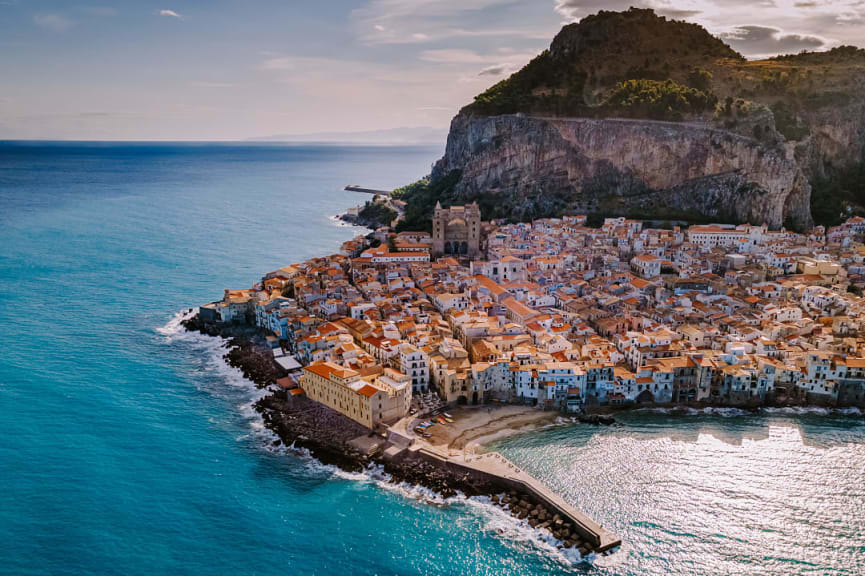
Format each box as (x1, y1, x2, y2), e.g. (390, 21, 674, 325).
(811, 156, 865, 226)
(392, 172, 462, 233)
(395, 9, 865, 230)
(464, 8, 863, 131)
(466, 8, 738, 119)
(471, 51, 588, 117)
(603, 79, 717, 120)
(357, 199, 397, 229)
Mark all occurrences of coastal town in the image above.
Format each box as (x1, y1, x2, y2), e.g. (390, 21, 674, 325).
(201, 205, 865, 424)
(185, 202, 865, 558)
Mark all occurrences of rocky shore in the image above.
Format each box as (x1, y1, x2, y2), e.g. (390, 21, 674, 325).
(181, 314, 606, 558)
(257, 388, 601, 557)
(336, 212, 378, 230)
(182, 313, 286, 388)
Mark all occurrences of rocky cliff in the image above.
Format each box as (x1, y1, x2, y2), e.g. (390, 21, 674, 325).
(433, 114, 813, 229)
(411, 9, 865, 231)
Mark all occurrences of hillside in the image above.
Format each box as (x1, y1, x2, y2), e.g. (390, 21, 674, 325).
(469, 8, 739, 119)
(397, 8, 865, 231)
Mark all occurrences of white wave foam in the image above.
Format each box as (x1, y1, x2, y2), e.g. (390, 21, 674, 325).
(694, 407, 749, 417)
(763, 406, 863, 416)
(157, 308, 198, 340)
(639, 406, 749, 417)
(328, 214, 370, 230)
(462, 496, 593, 567)
(272, 441, 593, 567)
(156, 309, 596, 568)
(157, 309, 271, 436)
(641, 405, 863, 418)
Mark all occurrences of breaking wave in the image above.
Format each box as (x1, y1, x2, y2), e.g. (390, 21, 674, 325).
(280, 442, 594, 567)
(762, 406, 863, 417)
(637, 405, 864, 418)
(156, 310, 592, 569)
(639, 406, 750, 417)
(157, 309, 271, 439)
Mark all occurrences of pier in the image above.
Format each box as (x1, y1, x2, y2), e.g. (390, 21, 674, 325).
(399, 443, 622, 553)
(344, 185, 392, 197)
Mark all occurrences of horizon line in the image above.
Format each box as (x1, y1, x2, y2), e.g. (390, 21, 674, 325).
(0, 138, 444, 146)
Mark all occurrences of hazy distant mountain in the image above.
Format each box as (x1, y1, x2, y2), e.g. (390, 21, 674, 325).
(247, 126, 448, 146)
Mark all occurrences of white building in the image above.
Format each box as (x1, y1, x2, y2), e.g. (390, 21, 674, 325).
(630, 254, 662, 279)
(399, 343, 430, 394)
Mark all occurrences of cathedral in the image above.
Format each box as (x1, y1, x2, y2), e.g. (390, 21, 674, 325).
(431, 201, 481, 258)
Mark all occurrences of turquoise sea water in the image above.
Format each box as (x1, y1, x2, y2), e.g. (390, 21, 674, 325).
(1, 142, 864, 576)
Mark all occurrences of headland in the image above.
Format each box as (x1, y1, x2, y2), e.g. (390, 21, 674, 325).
(183, 184, 865, 562)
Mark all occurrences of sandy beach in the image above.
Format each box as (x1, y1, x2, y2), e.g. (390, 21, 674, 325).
(409, 405, 562, 455)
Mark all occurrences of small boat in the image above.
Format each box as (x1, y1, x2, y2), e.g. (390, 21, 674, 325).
(443, 412, 453, 419)
(437, 416, 447, 424)
(444, 417, 454, 423)
(422, 433, 432, 438)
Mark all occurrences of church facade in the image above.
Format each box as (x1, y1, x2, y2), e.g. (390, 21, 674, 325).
(431, 201, 481, 258)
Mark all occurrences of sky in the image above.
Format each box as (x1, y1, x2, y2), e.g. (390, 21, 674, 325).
(1, 0, 863, 141)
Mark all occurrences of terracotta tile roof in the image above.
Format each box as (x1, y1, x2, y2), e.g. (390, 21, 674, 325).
(357, 384, 380, 398)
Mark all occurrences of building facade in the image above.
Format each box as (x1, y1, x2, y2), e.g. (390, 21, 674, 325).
(301, 362, 411, 429)
(432, 202, 481, 258)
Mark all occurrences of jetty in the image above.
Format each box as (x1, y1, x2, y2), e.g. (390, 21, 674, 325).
(389, 441, 621, 553)
(344, 185, 392, 197)
(459, 450, 621, 552)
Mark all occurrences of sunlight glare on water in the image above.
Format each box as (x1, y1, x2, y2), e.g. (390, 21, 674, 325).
(1, 143, 864, 576)
(493, 411, 865, 576)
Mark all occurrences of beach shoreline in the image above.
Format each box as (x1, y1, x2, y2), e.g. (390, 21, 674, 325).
(181, 314, 616, 559)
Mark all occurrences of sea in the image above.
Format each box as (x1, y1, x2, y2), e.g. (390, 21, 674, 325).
(1, 141, 863, 576)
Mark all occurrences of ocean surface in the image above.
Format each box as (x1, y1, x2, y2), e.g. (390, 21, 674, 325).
(1, 141, 864, 576)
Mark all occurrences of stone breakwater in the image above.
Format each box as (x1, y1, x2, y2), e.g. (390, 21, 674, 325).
(258, 390, 612, 557)
(181, 314, 611, 558)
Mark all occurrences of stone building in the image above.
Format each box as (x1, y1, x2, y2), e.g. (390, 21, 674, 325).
(432, 201, 481, 258)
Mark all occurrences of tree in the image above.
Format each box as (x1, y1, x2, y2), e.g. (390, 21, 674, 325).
(687, 67, 713, 92)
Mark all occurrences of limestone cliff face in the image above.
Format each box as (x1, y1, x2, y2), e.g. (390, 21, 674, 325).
(432, 113, 814, 230)
(800, 101, 865, 178)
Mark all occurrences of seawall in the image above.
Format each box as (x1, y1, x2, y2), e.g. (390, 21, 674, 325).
(394, 445, 621, 552)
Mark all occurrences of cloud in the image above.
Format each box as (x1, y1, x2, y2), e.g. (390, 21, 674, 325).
(158, 9, 183, 19)
(259, 56, 298, 71)
(477, 63, 517, 76)
(554, 0, 705, 21)
(354, 0, 553, 44)
(719, 25, 825, 56)
(836, 6, 865, 24)
(33, 12, 75, 31)
(657, 8, 702, 19)
(419, 48, 537, 70)
(420, 49, 488, 64)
